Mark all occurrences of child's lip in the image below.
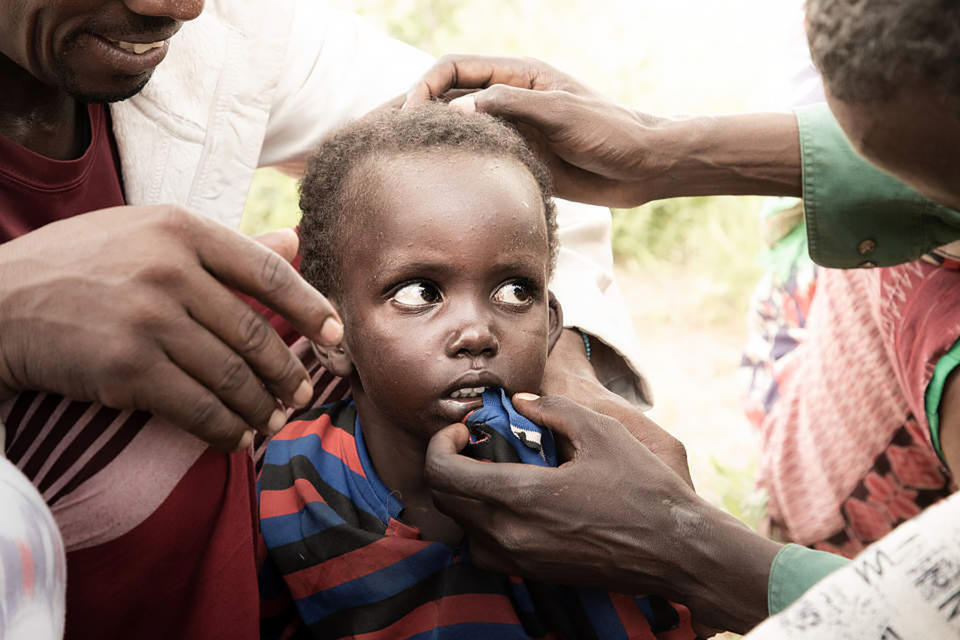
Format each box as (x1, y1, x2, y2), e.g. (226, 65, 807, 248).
(443, 370, 504, 397)
(436, 396, 485, 423)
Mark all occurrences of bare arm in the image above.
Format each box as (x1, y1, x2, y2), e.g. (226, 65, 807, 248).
(405, 55, 801, 207)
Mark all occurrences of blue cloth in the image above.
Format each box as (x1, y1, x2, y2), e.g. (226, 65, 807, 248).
(463, 388, 557, 466)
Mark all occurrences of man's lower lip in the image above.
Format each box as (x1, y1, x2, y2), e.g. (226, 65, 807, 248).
(85, 34, 169, 76)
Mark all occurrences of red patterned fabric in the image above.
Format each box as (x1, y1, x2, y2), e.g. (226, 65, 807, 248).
(747, 262, 957, 556)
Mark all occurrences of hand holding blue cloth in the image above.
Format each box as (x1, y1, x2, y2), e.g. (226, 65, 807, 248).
(462, 388, 558, 466)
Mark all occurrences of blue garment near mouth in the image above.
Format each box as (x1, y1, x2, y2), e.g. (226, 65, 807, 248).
(462, 388, 557, 466)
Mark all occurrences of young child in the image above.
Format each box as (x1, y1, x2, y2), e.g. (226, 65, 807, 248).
(258, 104, 695, 640)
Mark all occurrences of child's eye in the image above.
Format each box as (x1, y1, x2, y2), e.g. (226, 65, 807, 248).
(391, 281, 442, 308)
(492, 281, 534, 307)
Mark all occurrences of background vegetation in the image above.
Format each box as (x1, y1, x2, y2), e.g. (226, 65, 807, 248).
(242, 0, 805, 560)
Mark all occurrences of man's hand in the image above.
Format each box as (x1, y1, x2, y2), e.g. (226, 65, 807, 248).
(542, 329, 692, 486)
(0, 205, 343, 451)
(405, 54, 802, 207)
(406, 55, 665, 207)
(425, 394, 781, 633)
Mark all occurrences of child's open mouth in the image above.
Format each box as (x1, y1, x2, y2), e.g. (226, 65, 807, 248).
(448, 386, 487, 399)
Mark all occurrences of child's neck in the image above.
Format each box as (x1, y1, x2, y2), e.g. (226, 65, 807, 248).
(353, 391, 464, 545)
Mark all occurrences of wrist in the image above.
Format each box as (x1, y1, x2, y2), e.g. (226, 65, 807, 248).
(684, 505, 781, 633)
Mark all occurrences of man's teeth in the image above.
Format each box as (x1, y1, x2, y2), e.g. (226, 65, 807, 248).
(111, 40, 165, 54)
(449, 387, 487, 399)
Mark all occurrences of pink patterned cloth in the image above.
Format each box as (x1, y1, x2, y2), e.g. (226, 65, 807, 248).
(752, 261, 957, 557)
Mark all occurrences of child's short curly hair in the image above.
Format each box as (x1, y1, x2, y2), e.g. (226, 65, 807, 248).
(298, 103, 558, 300)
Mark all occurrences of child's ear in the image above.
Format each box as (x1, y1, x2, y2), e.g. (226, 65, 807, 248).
(311, 340, 355, 378)
(310, 300, 353, 378)
(546, 291, 564, 353)
(310, 300, 354, 377)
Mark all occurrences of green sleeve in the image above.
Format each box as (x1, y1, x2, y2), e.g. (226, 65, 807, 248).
(767, 544, 850, 615)
(794, 103, 960, 268)
(925, 337, 960, 464)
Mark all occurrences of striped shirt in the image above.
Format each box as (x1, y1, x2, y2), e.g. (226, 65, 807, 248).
(258, 401, 696, 640)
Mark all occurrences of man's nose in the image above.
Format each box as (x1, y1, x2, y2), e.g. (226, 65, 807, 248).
(123, 0, 205, 21)
(445, 311, 500, 360)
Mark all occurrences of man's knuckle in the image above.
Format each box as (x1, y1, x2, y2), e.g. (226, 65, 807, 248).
(135, 261, 188, 289)
(486, 84, 511, 103)
(236, 310, 272, 353)
(424, 455, 448, 485)
(187, 395, 221, 431)
(496, 525, 526, 555)
(538, 395, 567, 414)
(215, 354, 249, 393)
(100, 342, 145, 380)
(155, 205, 195, 234)
(258, 251, 291, 294)
(248, 390, 275, 424)
(274, 354, 303, 387)
(97, 380, 134, 410)
(435, 53, 459, 67)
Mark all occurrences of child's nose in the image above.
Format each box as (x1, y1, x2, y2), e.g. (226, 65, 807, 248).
(445, 319, 500, 360)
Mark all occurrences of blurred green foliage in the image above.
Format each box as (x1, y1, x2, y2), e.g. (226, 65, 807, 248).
(612, 197, 764, 324)
(240, 169, 301, 236)
(710, 456, 767, 531)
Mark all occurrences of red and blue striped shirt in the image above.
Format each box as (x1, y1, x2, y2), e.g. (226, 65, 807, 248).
(258, 401, 696, 640)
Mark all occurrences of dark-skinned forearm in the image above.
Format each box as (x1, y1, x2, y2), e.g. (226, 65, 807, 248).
(684, 505, 782, 633)
(634, 112, 803, 204)
(598, 488, 780, 633)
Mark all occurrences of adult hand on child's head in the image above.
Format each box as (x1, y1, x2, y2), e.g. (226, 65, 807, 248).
(426, 393, 781, 634)
(404, 54, 669, 208)
(406, 55, 803, 207)
(0, 205, 343, 451)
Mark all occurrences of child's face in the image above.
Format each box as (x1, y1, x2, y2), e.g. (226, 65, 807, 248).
(334, 152, 560, 438)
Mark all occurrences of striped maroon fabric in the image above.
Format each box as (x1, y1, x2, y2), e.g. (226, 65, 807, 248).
(0, 106, 350, 639)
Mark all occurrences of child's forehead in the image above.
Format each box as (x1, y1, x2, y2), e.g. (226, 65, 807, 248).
(347, 151, 545, 224)
(338, 152, 550, 267)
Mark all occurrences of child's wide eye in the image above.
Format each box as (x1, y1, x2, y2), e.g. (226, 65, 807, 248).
(391, 281, 442, 308)
(493, 281, 534, 307)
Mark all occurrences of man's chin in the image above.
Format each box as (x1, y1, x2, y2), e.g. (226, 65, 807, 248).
(58, 66, 154, 105)
(70, 74, 153, 104)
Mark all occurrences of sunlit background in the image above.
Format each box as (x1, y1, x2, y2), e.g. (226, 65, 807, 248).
(242, 0, 813, 585)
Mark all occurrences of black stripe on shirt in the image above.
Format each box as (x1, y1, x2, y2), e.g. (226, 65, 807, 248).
(308, 562, 513, 639)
